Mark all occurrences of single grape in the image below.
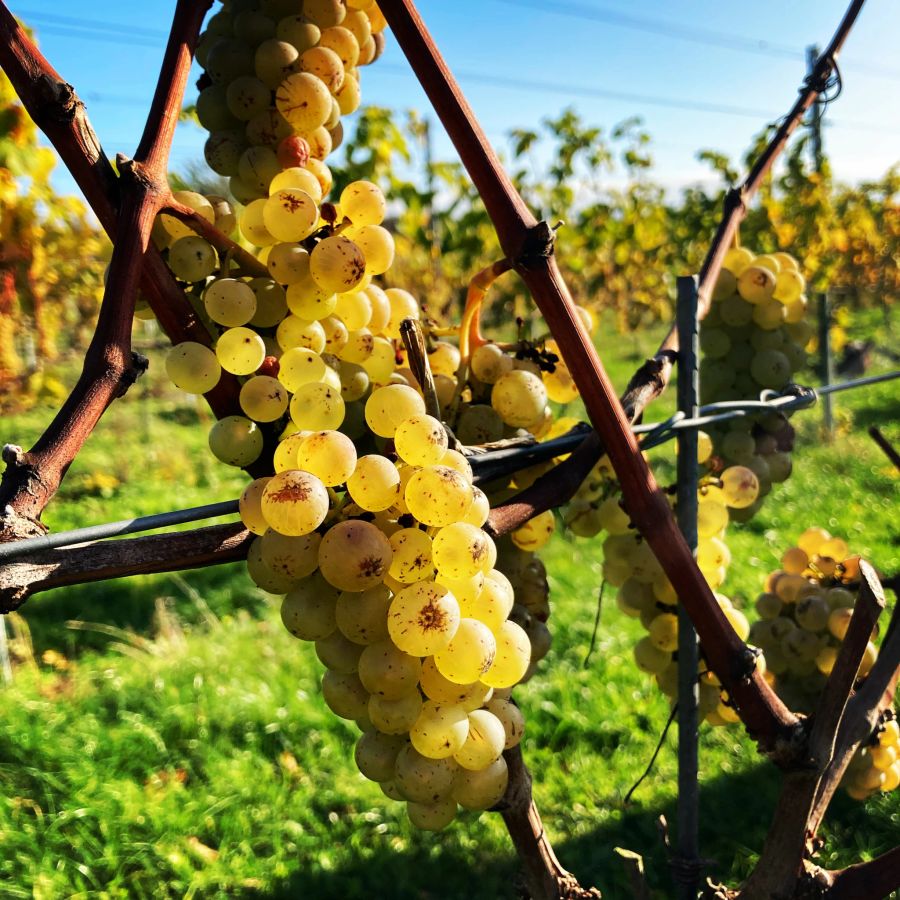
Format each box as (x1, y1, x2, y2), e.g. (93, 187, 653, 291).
(261, 469, 330, 536)
(296, 429, 357, 485)
(318, 519, 393, 592)
(433, 618, 496, 684)
(394, 415, 448, 467)
(240, 375, 289, 422)
(166, 342, 221, 394)
(387, 581, 460, 656)
(208, 415, 263, 467)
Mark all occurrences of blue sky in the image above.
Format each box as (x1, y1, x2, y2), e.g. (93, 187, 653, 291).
(10, 0, 900, 200)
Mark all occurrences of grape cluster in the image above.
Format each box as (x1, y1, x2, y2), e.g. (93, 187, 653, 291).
(749, 528, 878, 714)
(844, 712, 900, 800)
(562, 444, 763, 724)
(701, 248, 814, 522)
(153, 0, 556, 831)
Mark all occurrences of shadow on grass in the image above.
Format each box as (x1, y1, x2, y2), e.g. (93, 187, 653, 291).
(254, 762, 785, 900)
(21, 562, 264, 657)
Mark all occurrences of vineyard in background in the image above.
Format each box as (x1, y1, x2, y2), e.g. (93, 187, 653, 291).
(1, 60, 897, 416)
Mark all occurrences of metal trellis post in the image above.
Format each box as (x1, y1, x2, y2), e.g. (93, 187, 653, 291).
(675, 275, 701, 897)
(818, 292, 835, 439)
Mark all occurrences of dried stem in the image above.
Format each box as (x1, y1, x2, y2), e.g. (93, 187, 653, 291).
(400, 317, 441, 420)
(0, 0, 227, 529)
(821, 845, 900, 900)
(0, 523, 251, 614)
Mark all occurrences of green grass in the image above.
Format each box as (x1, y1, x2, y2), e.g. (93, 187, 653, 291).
(0, 308, 896, 898)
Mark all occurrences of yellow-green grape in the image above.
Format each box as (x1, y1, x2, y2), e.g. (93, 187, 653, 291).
(353, 224, 394, 276)
(436, 571, 485, 608)
(275, 71, 332, 131)
(364, 284, 390, 333)
(594, 496, 629, 534)
(406, 798, 456, 831)
(452, 755, 508, 810)
(338, 360, 370, 400)
(340, 329, 375, 364)
(333, 290, 372, 330)
(290, 382, 345, 430)
(471, 343, 513, 384)
(485, 697, 525, 749)
(388, 528, 434, 584)
(394, 414, 448, 467)
(410, 701, 469, 759)
(205, 278, 257, 327)
(216, 326, 266, 375)
(262, 189, 319, 242)
(347, 454, 401, 511)
(299, 45, 344, 92)
(277, 346, 326, 392)
(261, 529, 322, 583)
(267, 242, 310, 286)
(362, 336, 397, 383)
(405, 466, 474, 528)
(698, 536, 730, 573)
(246, 537, 296, 594)
(318, 519, 392, 592)
(781, 546, 809, 574)
(248, 278, 288, 328)
(364, 384, 426, 437)
(419, 657, 491, 710)
(305, 157, 333, 196)
(340, 180, 386, 226)
(321, 314, 349, 354)
(239, 477, 271, 536)
(388, 582, 460, 656)
(276, 314, 326, 353)
(369, 691, 423, 735)
(648, 613, 678, 652)
(315, 630, 364, 674)
(634, 635, 671, 674)
(253, 38, 300, 89)
(695, 430, 713, 464)
(383, 288, 420, 339)
(492, 370, 548, 428)
(286, 279, 337, 321)
(239, 375, 289, 422)
(434, 617, 497, 684)
(355, 730, 406, 782)
(439, 449, 474, 483)
(335, 584, 392, 645)
(309, 235, 366, 294)
(240, 197, 276, 246)
(421, 341, 458, 379)
(261, 469, 330, 536)
(334, 68, 361, 113)
(481, 621, 531, 688)
(208, 415, 263, 467)
(723, 606, 750, 641)
(737, 265, 777, 304)
(462, 486, 491, 528)
(756, 592, 782, 619)
(774, 269, 805, 305)
(432, 522, 491, 580)
(461, 575, 514, 631)
(357, 638, 422, 699)
(268, 167, 322, 204)
(394, 744, 458, 804)
(167, 235, 218, 282)
(720, 466, 760, 509)
(154, 190, 214, 246)
(280, 572, 338, 641)
(272, 432, 306, 474)
(697, 494, 729, 538)
(296, 429, 357, 486)
(543, 360, 579, 404)
(319, 24, 360, 68)
(454, 709, 506, 770)
(511, 510, 555, 552)
(165, 342, 221, 394)
(795, 594, 830, 632)
(322, 670, 369, 720)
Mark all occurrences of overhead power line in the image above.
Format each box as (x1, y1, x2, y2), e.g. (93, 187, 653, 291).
(493, 0, 900, 83)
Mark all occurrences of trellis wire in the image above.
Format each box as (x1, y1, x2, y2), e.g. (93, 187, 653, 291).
(0, 369, 895, 565)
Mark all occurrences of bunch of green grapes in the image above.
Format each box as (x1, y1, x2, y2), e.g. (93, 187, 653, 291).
(843, 712, 900, 801)
(238, 397, 532, 829)
(701, 247, 813, 522)
(748, 527, 879, 714)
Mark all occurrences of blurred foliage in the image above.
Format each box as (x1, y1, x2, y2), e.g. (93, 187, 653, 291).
(332, 106, 897, 339)
(0, 61, 108, 414)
